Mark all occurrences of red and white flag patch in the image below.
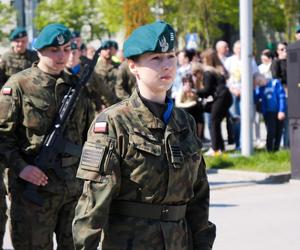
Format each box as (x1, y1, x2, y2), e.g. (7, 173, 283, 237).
(2, 87, 12, 95)
(94, 121, 108, 133)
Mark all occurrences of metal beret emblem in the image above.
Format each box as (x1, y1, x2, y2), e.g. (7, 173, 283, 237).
(57, 34, 65, 45)
(159, 36, 169, 52)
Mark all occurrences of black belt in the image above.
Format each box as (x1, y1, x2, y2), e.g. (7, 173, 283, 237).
(110, 200, 187, 221)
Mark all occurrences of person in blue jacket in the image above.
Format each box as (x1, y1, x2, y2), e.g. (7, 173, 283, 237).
(254, 73, 286, 152)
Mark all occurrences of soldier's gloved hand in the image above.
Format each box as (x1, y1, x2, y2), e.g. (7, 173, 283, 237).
(19, 165, 48, 186)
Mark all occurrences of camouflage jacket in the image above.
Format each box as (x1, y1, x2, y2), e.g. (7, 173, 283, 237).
(73, 89, 215, 250)
(114, 60, 137, 100)
(94, 58, 119, 92)
(0, 48, 38, 87)
(0, 64, 94, 194)
(65, 65, 118, 113)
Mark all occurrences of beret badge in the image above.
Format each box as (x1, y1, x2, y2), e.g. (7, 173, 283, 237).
(57, 34, 65, 45)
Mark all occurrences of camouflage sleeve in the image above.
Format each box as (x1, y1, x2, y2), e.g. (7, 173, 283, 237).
(0, 80, 28, 175)
(72, 113, 121, 250)
(0, 55, 7, 87)
(88, 72, 119, 111)
(185, 116, 216, 250)
(114, 64, 130, 100)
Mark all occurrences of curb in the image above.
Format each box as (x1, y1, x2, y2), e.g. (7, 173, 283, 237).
(207, 169, 291, 190)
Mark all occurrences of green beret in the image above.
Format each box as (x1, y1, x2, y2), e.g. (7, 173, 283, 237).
(71, 41, 78, 50)
(101, 40, 113, 50)
(9, 27, 27, 41)
(123, 21, 176, 58)
(34, 23, 71, 50)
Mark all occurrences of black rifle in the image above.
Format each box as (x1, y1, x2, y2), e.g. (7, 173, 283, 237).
(23, 47, 101, 206)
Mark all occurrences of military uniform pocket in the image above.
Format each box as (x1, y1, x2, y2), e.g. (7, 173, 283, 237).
(130, 134, 161, 156)
(22, 96, 51, 134)
(76, 139, 117, 182)
(0, 97, 14, 122)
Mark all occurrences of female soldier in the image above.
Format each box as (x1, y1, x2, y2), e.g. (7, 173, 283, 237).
(72, 21, 216, 250)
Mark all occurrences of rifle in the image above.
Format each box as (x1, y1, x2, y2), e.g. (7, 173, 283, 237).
(23, 47, 101, 206)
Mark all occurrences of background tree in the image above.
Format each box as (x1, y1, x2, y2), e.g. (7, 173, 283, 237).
(34, 0, 107, 40)
(0, 2, 16, 41)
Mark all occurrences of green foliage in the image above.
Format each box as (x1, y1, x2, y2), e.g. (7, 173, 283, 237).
(205, 149, 291, 173)
(34, 0, 106, 40)
(0, 2, 15, 41)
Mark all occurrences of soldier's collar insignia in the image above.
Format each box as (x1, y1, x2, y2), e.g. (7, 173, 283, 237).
(94, 121, 108, 133)
(57, 34, 65, 45)
(159, 36, 169, 52)
(2, 87, 12, 95)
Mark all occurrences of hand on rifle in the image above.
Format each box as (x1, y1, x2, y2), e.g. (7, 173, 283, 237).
(19, 165, 48, 186)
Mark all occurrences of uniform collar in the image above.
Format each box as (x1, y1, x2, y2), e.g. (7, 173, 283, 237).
(129, 88, 186, 132)
(31, 62, 68, 87)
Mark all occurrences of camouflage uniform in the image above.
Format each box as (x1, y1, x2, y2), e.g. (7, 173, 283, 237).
(65, 64, 118, 114)
(73, 89, 216, 250)
(114, 60, 136, 100)
(94, 57, 119, 95)
(0, 48, 38, 87)
(0, 161, 7, 250)
(0, 48, 37, 250)
(0, 63, 94, 250)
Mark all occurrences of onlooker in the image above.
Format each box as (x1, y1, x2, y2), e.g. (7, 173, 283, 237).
(258, 49, 273, 80)
(175, 73, 204, 138)
(295, 25, 300, 41)
(171, 49, 195, 100)
(254, 73, 286, 152)
(272, 42, 289, 148)
(216, 40, 234, 145)
(200, 49, 232, 155)
(225, 40, 258, 151)
(215, 40, 229, 63)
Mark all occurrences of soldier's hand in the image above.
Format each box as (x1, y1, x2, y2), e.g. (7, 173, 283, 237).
(19, 165, 48, 186)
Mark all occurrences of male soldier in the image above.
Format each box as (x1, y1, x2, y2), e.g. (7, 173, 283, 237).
(0, 27, 38, 87)
(114, 60, 136, 100)
(0, 27, 37, 250)
(66, 42, 118, 113)
(0, 23, 94, 250)
(94, 40, 120, 93)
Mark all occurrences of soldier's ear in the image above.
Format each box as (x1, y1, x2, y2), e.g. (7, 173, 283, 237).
(127, 59, 138, 75)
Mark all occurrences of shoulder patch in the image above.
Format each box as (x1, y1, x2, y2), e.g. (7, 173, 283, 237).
(2, 87, 12, 95)
(94, 121, 108, 133)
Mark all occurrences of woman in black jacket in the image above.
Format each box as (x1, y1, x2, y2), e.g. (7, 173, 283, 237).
(192, 49, 232, 155)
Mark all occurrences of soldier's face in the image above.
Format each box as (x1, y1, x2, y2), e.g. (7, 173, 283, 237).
(37, 42, 71, 74)
(12, 36, 28, 54)
(101, 48, 113, 60)
(129, 51, 177, 94)
(66, 49, 81, 68)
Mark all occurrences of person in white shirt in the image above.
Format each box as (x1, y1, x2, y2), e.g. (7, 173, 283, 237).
(224, 40, 258, 150)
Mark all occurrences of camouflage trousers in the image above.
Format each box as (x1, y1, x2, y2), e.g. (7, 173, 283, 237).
(0, 167, 7, 250)
(10, 187, 79, 250)
(0, 194, 7, 250)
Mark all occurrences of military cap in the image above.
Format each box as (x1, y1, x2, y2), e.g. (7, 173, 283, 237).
(71, 41, 78, 50)
(123, 21, 176, 58)
(101, 40, 113, 50)
(9, 27, 27, 41)
(34, 23, 71, 50)
(71, 31, 81, 38)
(296, 25, 300, 34)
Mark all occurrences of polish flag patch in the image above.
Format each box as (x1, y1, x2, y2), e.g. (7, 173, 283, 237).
(2, 87, 12, 95)
(94, 121, 108, 133)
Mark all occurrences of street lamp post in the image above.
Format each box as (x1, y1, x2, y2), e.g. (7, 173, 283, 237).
(240, 0, 253, 156)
